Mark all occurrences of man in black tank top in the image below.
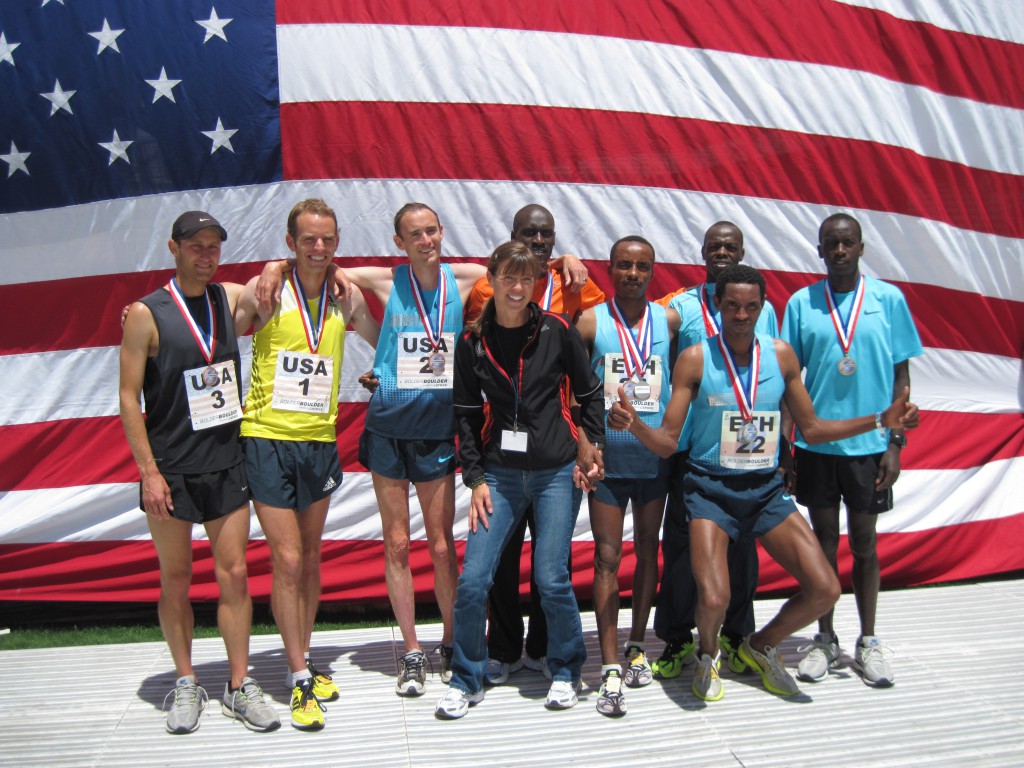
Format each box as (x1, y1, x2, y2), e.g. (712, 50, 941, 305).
(119, 211, 280, 735)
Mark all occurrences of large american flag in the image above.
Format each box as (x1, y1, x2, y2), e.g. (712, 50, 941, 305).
(1, 1, 1021, 602)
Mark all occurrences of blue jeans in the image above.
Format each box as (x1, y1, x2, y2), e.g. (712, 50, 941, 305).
(449, 461, 586, 694)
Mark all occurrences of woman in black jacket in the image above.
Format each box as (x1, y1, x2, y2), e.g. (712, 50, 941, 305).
(435, 241, 606, 719)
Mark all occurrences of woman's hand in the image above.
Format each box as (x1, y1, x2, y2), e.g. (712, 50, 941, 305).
(468, 483, 493, 533)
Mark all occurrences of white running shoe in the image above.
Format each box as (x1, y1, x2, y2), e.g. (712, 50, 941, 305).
(797, 633, 841, 682)
(855, 636, 894, 687)
(544, 679, 581, 710)
(434, 686, 484, 719)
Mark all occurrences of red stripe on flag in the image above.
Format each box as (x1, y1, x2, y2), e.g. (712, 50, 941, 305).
(276, 0, 1023, 109)
(4, 265, 1020, 358)
(2, 409, 1020, 492)
(282, 101, 1023, 240)
(0, 404, 370, 492)
(4, 512, 1023, 602)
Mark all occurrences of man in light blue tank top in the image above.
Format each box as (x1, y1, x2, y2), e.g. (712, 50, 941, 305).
(653, 222, 779, 681)
(782, 213, 923, 688)
(345, 203, 489, 698)
(575, 236, 680, 717)
(609, 265, 919, 702)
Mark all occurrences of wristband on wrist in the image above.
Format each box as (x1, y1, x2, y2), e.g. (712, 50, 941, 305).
(874, 411, 884, 435)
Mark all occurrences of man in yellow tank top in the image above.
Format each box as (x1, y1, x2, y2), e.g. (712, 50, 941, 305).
(239, 199, 378, 730)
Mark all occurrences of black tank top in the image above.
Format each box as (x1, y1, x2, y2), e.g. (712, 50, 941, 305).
(139, 283, 243, 474)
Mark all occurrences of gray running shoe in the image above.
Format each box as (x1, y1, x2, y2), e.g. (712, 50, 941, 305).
(484, 658, 510, 686)
(163, 675, 208, 734)
(435, 644, 454, 683)
(222, 677, 281, 732)
(596, 668, 627, 717)
(738, 637, 800, 696)
(396, 649, 427, 696)
(544, 679, 582, 710)
(691, 653, 724, 701)
(797, 633, 841, 683)
(855, 636, 894, 687)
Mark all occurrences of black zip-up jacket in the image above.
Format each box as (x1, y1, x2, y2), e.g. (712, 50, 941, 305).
(454, 303, 605, 487)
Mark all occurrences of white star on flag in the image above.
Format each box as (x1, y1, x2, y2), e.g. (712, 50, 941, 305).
(40, 79, 76, 115)
(0, 32, 20, 66)
(88, 19, 125, 55)
(145, 67, 181, 103)
(98, 130, 133, 165)
(201, 117, 237, 154)
(1, 141, 30, 177)
(196, 8, 232, 44)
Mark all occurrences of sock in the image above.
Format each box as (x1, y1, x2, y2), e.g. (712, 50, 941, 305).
(291, 670, 313, 688)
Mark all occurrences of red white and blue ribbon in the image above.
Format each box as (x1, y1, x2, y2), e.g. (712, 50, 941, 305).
(409, 266, 447, 351)
(698, 283, 722, 338)
(167, 278, 216, 363)
(824, 275, 866, 356)
(288, 272, 328, 354)
(717, 333, 760, 421)
(610, 298, 652, 380)
(539, 272, 554, 310)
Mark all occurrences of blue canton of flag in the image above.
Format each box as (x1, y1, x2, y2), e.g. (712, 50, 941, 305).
(0, 0, 280, 214)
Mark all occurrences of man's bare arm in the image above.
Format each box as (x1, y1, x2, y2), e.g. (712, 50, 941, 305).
(450, 263, 488, 305)
(342, 284, 381, 348)
(118, 304, 174, 519)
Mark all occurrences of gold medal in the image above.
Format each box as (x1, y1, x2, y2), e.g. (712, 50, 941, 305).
(837, 355, 856, 376)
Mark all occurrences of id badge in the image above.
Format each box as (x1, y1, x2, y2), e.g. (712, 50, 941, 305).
(502, 429, 528, 453)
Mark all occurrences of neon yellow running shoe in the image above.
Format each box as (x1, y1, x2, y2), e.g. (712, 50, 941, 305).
(651, 638, 696, 679)
(307, 660, 339, 702)
(738, 637, 799, 696)
(290, 678, 325, 731)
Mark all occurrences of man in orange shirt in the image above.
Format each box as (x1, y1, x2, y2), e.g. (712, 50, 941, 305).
(464, 204, 605, 684)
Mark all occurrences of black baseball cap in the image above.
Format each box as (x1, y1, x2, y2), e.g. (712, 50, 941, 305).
(171, 211, 228, 241)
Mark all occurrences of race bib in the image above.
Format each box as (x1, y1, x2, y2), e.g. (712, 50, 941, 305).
(719, 410, 780, 470)
(271, 351, 334, 414)
(397, 332, 455, 389)
(603, 353, 663, 413)
(182, 362, 242, 431)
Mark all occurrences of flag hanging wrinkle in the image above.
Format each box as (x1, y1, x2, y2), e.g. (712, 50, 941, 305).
(1, 0, 1021, 601)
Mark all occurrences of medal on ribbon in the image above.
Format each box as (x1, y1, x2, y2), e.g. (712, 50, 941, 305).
(288, 272, 329, 354)
(824, 276, 865, 376)
(409, 266, 448, 370)
(610, 298, 653, 400)
(698, 283, 722, 338)
(717, 333, 760, 443)
(167, 278, 217, 366)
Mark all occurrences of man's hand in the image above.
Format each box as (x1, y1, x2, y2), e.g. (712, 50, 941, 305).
(881, 386, 919, 430)
(469, 483, 493, 533)
(255, 260, 289, 312)
(358, 370, 379, 394)
(608, 386, 637, 431)
(875, 446, 902, 491)
(559, 253, 589, 293)
(120, 304, 131, 328)
(778, 447, 796, 494)
(141, 467, 174, 520)
(575, 439, 604, 491)
(327, 263, 352, 302)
